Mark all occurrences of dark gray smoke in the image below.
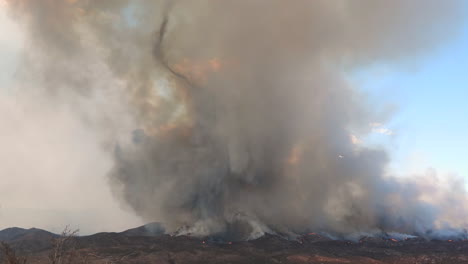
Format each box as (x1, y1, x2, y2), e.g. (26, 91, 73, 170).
(6, 0, 467, 240)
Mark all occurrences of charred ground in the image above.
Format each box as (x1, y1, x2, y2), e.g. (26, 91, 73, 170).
(1, 225, 468, 264)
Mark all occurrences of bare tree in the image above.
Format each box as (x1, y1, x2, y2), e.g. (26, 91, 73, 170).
(0, 226, 90, 264)
(49, 226, 82, 264)
(0, 242, 27, 264)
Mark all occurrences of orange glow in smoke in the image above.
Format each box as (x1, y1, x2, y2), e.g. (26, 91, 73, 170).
(287, 144, 303, 166)
(172, 57, 224, 84)
(142, 121, 192, 141)
(209, 58, 222, 71)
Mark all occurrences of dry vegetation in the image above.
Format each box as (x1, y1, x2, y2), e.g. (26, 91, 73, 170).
(1, 227, 89, 264)
(2, 226, 468, 263)
(0, 242, 27, 264)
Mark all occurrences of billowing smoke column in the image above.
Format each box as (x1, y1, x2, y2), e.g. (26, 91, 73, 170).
(5, 0, 467, 240)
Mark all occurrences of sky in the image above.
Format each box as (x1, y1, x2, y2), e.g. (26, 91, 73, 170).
(350, 13, 468, 179)
(0, 2, 467, 232)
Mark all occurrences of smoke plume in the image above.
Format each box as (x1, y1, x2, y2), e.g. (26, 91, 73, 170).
(4, 0, 467, 240)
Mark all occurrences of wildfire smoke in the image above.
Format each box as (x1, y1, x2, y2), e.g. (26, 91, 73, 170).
(3, 0, 467, 240)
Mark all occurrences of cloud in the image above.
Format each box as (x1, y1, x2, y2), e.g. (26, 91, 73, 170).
(350, 134, 362, 145)
(369, 122, 394, 135)
(369, 122, 383, 127)
(372, 127, 394, 136)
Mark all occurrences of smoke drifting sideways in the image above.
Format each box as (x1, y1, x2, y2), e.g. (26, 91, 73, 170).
(0, 1, 143, 234)
(4, 0, 467, 240)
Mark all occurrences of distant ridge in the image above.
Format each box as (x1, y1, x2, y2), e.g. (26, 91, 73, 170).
(0, 227, 57, 241)
(120, 222, 165, 237)
(0, 227, 57, 252)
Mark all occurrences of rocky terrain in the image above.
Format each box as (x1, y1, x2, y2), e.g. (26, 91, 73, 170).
(1, 225, 468, 264)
